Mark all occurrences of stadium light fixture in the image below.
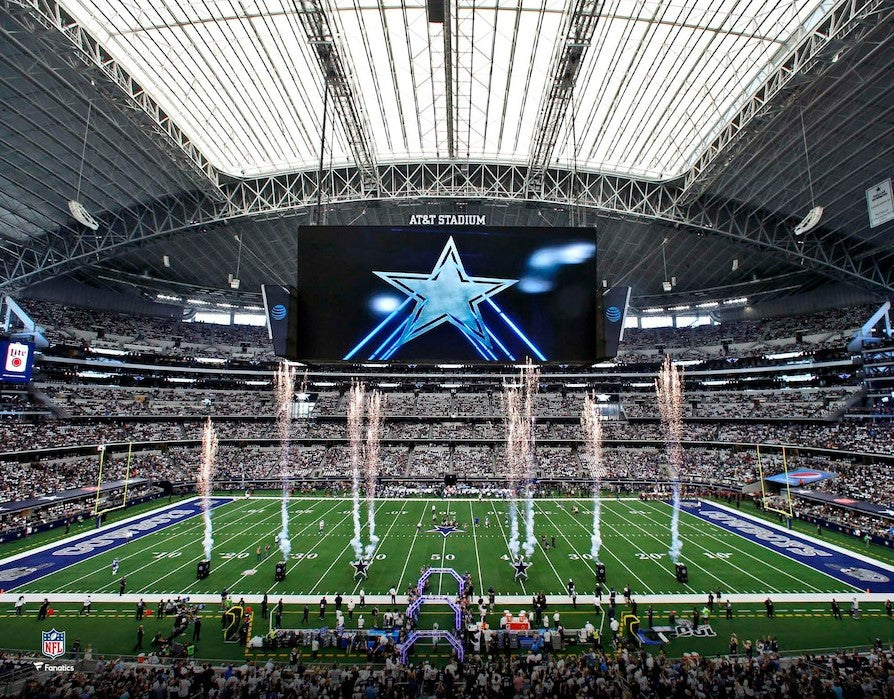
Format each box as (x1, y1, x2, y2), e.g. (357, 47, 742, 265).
(67, 100, 100, 231)
(794, 109, 824, 236)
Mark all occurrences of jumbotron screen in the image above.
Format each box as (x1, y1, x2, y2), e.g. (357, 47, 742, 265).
(296, 226, 598, 362)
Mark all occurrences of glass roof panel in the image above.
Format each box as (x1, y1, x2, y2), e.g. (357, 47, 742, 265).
(58, 0, 835, 178)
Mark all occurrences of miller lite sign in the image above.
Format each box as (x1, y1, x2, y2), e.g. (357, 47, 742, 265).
(42, 629, 65, 659)
(0, 339, 34, 383)
(5, 342, 28, 372)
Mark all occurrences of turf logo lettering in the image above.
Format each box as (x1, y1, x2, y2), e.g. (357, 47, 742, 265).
(54, 509, 196, 556)
(699, 510, 831, 558)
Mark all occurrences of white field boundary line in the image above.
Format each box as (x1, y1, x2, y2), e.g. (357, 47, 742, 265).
(639, 500, 838, 594)
(679, 500, 890, 593)
(629, 501, 820, 594)
(707, 499, 894, 573)
(64, 499, 271, 592)
(8, 592, 889, 606)
(0, 498, 240, 594)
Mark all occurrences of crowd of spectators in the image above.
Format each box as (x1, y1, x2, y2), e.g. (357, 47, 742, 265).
(24, 382, 861, 422)
(2, 437, 889, 506)
(12, 642, 894, 697)
(620, 304, 871, 350)
(1, 413, 889, 458)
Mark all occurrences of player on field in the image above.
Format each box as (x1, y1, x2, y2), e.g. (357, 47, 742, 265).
(111, 558, 119, 577)
(319, 519, 325, 535)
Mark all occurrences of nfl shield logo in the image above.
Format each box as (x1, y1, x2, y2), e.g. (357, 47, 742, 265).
(41, 629, 65, 659)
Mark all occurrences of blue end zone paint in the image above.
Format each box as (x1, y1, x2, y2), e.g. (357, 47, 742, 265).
(0, 498, 232, 590)
(681, 501, 894, 593)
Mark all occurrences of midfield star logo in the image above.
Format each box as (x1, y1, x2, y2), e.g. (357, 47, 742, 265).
(428, 525, 464, 537)
(351, 560, 369, 578)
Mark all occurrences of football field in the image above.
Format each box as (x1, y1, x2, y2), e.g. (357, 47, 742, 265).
(3, 495, 891, 601)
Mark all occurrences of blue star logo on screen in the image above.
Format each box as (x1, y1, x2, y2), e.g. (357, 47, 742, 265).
(345, 237, 546, 361)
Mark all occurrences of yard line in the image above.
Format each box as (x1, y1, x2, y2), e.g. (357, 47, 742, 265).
(56, 498, 261, 591)
(609, 502, 738, 593)
(396, 499, 429, 593)
(490, 500, 525, 596)
(309, 500, 392, 594)
(436, 528, 448, 596)
(153, 499, 341, 594)
(121, 499, 296, 593)
(261, 501, 369, 595)
(638, 500, 828, 594)
(534, 500, 597, 581)
(468, 501, 484, 596)
(348, 498, 410, 596)
(550, 500, 653, 593)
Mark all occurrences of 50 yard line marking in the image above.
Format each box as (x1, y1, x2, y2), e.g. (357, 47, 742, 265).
(396, 500, 429, 593)
(469, 501, 484, 595)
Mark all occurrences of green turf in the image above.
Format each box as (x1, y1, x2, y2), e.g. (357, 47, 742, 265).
(6, 600, 894, 663)
(13, 497, 862, 597)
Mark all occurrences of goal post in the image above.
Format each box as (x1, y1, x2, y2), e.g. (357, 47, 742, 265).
(91, 442, 134, 517)
(756, 444, 794, 518)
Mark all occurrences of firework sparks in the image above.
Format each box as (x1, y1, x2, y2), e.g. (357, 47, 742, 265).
(198, 416, 218, 561)
(504, 358, 540, 561)
(364, 390, 384, 559)
(274, 361, 296, 560)
(348, 381, 365, 560)
(581, 395, 604, 560)
(655, 355, 685, 564)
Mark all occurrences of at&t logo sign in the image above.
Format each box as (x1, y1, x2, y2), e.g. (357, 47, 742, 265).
(604, 306, 622, 323)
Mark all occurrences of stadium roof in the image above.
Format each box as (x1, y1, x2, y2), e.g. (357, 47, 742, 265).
(60, 0, 834, 180)
(0, 0, 891, 302)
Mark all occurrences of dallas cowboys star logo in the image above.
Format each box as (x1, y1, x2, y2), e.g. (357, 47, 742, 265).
(344, 236, 550, 361)
(427, 525, 465, 538)
(374, 237, 516, 351)
(351, 560, 369, 578)
(511, 558, 531, 581)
